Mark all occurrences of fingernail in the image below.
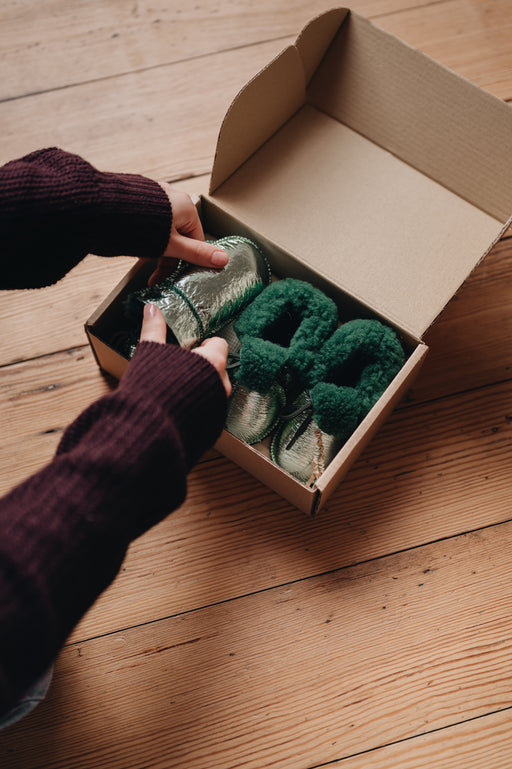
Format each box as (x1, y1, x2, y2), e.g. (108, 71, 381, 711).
(143, 303, 157, 318)
(211, 250, 228, 267)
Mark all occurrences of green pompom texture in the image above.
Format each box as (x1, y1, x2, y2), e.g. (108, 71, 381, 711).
(235, 279, 338, 392)
(309, 319, 405, 437)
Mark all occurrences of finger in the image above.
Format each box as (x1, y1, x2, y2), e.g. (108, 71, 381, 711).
(193, 337, 232, 397)
(160, 184, 205, 241)
(168, 233, 228, 269)
(147, 256, 179, 286)
(197, 336, 229, 360)
(177, 208, 205, 242)
(139, 303, 167, 344)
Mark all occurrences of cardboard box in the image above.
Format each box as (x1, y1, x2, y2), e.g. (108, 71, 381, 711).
(86, 8, 512, 516)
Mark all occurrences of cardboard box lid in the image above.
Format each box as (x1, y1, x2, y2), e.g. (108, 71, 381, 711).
(208, 8, 512, 338)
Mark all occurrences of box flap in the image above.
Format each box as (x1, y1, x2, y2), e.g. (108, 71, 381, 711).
(209, 9, 512, 337)
(210, 8, 349, 192)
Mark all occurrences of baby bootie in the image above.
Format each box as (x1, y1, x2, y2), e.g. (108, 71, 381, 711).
(225, 278, 338, 444)
(270, 319, 406, 484)
(125, 235, 271, 348)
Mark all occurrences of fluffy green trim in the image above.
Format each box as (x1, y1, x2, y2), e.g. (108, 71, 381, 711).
(310, 319, 405, 436)
(234, 279, 338, 392)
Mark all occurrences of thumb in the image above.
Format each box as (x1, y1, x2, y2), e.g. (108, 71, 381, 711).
(139, 303, 167, 344)
(168, 232, 229, 268)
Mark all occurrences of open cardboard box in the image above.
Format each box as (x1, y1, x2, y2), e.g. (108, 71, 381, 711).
(86, 8, 512, 516)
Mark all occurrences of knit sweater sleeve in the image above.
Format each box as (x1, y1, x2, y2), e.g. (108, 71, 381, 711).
(0, 340, 227, 717)
(0, 147, 172, 288)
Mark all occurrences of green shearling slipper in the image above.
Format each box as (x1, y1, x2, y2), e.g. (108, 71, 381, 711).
(225, 279, 338, 444)
(270, 319, 406, 484)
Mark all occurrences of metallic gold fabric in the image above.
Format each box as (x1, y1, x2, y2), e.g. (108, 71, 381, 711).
(270, 391, 341, 485)
(225, 380, 286, 444)
(131, 236, 271, 348)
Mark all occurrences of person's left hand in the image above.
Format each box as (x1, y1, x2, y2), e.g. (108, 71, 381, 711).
(139, 304, 231, 397)
(147, 186, 229, 286)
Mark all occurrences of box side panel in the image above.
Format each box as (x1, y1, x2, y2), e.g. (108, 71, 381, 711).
(215, 431, 318, 515)
(315, 342, 428, 509)
(295, 7, 349, 83)
(209, 107, 502, 338)
(209, 46, 305, 193)
(308, 12, 512, 224)
(85, 259, 153, 379)
(86, 329, 130, 381)
(201, 196, 420, 344)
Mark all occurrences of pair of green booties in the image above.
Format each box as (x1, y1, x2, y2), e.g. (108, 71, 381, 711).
(223, 278, 406, 486)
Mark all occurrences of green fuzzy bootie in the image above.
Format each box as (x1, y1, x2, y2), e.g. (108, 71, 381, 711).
(225, 278, 338, 444)
(270, 319, 406, 485)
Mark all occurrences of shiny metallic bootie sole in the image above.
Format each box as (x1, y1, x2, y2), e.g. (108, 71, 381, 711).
(270, 391, 342, 485)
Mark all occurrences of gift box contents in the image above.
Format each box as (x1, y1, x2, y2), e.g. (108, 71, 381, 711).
(111, 234, 406, 487)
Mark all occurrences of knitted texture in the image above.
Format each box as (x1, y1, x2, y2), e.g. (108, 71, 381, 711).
(309, 319, 405, 437)
(0, 341, 227, 716)
(234, 279, 338, 392)
(0, 146, 226, 718)
(0, 148, 172, 288)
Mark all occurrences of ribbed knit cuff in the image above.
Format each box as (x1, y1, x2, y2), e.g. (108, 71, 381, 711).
(89, 172, 172, 259)
(121, 341, 228, 469)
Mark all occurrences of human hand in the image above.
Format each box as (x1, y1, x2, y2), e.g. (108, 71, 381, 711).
(147, 185, 228, 286)
(192, 337, 232, 398)
(139, 304, 231, 397)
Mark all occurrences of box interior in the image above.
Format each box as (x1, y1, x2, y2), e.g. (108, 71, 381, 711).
(208, 9, 512, 339)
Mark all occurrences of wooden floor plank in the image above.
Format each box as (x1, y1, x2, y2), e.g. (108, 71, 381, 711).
(0, 256, 134, 366)
(331, 708, 512, 768)
(410, 236, 512, 404)
(0, 347, 110, 492)
(2, 1, 512, 179)
(0, 39, 289, 177)
(2, 521, 512, 768)
(3, 338, 508, 640)
(0, 0, 455, 100)
(2, 3, 512, 767)
(72, 375, 512, 640)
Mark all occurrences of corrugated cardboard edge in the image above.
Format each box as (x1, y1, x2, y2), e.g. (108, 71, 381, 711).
(209, 8, 349, 193)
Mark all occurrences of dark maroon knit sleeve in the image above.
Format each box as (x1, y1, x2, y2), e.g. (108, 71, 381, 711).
(0, 148, 172, 288)
(0, 341, 227, 717)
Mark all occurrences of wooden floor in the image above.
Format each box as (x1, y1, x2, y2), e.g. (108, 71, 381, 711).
(1, 0, 512, 766)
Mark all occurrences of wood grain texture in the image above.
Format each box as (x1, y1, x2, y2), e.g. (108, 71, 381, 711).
(0, 347, 111, 492)
(2, 1, 512, 178)
(2, 522, 512, 768)
(0, 38, 292, 177)
(410, 235, 512, 403)
(0, 0, 457, 100)
(2, 2, 512, 768)
(334, 709, 512, 768)
(3, 339, 508, 641)
(71, 375, 512, 641)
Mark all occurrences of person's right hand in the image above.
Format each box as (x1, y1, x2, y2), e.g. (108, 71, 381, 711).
(139, 304, 231, 397)
(147, 186, 229, 286)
